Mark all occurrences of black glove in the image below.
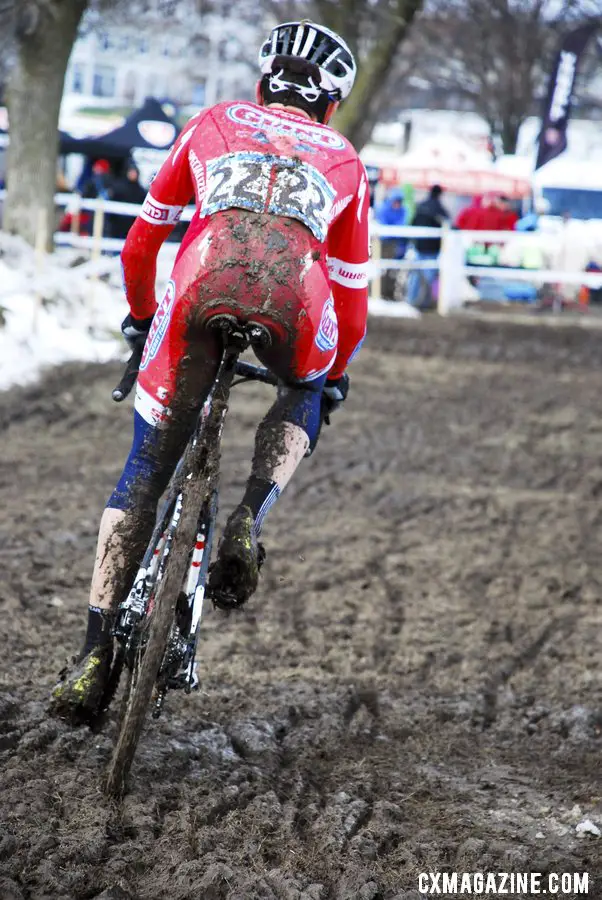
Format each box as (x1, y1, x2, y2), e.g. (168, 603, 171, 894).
(121, 313, 154, 351)
(321, 373, 350, 423)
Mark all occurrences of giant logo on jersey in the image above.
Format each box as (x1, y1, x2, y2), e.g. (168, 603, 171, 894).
(315, 297, 338, 352)
(226, 104, 346, 151)
(201, 151, 336, 242)
(140, 280, 176, 371)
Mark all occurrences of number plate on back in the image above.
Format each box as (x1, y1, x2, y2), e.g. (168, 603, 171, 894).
(201, 152, 335, 242)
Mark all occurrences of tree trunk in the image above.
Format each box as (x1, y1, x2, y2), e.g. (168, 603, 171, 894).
(500, 117, 521, 155)
(4, 1, 87, 248)
(332, 0, 424, 151)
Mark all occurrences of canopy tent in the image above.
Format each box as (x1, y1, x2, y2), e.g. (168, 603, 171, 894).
(363, 136, 531, 199)
(59, 97, 180, 159)
(532, 157, 602, 191)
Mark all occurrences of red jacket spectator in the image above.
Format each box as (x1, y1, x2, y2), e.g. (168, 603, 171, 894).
(455, 195, 483, 230)
(486, 196, 518, 231)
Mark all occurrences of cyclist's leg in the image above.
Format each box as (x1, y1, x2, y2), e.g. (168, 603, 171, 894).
(88, 286, 222, 619)
(50, 267, 221, 716)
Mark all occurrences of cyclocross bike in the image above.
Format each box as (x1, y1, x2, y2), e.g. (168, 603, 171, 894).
(102, 315, 278, 797)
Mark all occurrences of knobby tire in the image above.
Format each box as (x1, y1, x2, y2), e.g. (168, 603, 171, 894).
(104, 440, 218, 798)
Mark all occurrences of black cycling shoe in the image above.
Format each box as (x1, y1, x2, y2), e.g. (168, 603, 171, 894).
(207, 504, 265, 609)
(48, 644, 113, 725)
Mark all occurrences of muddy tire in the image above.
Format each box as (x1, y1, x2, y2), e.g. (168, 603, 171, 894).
(104, 563, 184, 798)
(104, 436, 219, 797)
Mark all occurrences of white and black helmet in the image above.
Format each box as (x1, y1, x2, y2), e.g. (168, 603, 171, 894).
(259, 21, 357, 101)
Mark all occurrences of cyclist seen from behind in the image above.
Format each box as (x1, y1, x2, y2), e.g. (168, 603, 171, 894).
(50, 21, 370, 721)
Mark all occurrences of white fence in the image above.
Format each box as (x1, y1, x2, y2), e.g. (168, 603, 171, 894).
(4, 191, 602, 315)
(370, 224, 602, 314)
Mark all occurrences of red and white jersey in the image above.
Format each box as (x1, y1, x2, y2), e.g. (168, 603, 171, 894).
(121, 101, 370, 375)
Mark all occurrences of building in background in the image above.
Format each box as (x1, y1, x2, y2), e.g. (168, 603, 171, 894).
(62, 1, 265, 120)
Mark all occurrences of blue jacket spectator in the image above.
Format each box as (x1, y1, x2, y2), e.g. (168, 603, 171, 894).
(374, 187, 408, 300)
(375, 188, 407, 259)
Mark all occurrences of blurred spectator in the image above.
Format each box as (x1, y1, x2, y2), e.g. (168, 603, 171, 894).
(515, 197, 551, 232)
(454, 195, 483, 230)
(375, 187, 407, 300)
(111, 163, 146, 240)
(78, 159, 117, 237)
(489, 195, 519, 231)
(406, 184, 449, 307)
(81, 159, 116, 202)
(58, 203, 93, 235)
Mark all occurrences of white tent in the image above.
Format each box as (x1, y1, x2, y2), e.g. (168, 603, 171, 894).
(362, 136, 530, 198)
(532, 157, 602, 191)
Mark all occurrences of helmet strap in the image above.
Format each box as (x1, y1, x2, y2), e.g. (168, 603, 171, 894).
(322, 99, 339, 126)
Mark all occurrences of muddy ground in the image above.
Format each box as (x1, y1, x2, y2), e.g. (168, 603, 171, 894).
(1, 315, 601, 900)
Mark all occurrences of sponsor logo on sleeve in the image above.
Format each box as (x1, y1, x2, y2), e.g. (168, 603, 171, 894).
(140, 280, 176, 371)
(356, 175, 368, 222)
(189, 149, 206, 203)
(329, 193, 353, 223)
(327, 257, 369, 289)
(315, 297, 338, 352)
(140, 194, 184, 226)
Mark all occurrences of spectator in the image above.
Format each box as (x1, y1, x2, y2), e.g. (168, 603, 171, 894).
(515, 197, 551, 232)
(454, 195, 483, 230)
(490, 195, 519, 231)
(406, 184, 449, 307)
(374, 187, 407, 300)
(78, 159, 117, 237)
(81, 159, 116, 202)
(111, 163, 146, 240)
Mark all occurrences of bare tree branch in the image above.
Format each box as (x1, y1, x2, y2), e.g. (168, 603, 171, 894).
(382, 0, 602, 153)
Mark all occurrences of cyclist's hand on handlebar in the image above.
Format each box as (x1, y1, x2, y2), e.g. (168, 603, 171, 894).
(322, 373, 350, 420)
(121, 313, 154, 351)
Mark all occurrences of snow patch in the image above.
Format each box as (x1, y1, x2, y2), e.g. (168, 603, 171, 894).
(576, 819, 601, 838)
(0, 233, 127, 390)
(368, 298, 422, 319)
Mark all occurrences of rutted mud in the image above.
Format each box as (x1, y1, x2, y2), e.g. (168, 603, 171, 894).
(1, 316, 601, 899)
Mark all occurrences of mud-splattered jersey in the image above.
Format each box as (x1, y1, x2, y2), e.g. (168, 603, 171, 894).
(121, 100, 370, 376)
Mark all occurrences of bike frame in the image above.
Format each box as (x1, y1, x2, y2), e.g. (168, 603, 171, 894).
(111, 330, 277, 715)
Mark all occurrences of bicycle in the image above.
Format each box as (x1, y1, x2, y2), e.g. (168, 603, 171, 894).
(102, 315, 279, 797)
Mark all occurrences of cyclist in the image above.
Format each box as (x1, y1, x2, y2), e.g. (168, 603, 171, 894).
(50, 21, 369, 720)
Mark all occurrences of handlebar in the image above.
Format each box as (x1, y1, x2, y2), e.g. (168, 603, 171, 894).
(112, 348, 278, 402)
(112, 342, 144, 402)
(234, 360, 278, 385)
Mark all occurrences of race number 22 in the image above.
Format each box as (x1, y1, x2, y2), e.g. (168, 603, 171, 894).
(202, 152, 335, 242)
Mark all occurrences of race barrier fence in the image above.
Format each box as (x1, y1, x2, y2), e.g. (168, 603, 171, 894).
(3, 192, 602, 315)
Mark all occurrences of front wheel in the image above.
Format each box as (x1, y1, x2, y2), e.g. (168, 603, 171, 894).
(104, 558, 186, 797)
(104, 456, 221, 796)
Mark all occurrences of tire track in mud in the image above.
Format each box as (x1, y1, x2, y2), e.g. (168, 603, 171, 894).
(474, 615, 578, 730)
(1, 318, 602, 897)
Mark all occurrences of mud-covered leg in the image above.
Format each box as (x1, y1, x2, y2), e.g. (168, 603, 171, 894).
(47, 417, 176, 722)
(208, 381, 324, 608)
